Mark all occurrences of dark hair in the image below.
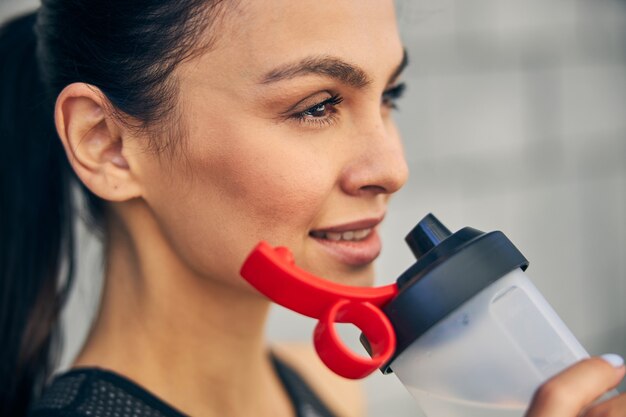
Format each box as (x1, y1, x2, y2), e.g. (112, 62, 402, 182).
(0, 1, 225, 415)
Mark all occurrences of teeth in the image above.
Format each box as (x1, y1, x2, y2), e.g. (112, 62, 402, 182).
(342, 231, 355, 240)
(353, 228, 371, 239)
(311, 228, 373, 242)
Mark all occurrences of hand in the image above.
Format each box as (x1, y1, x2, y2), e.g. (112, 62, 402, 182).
(526, 354, 626, 417)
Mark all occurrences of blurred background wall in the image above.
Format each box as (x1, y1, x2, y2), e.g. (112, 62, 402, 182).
(2, 0, 625, 416)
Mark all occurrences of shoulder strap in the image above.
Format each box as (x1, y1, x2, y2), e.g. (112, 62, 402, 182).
(270, 354, 338, 417)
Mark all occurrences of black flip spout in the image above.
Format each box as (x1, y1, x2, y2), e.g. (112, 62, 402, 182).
(405, 213, 452, 259)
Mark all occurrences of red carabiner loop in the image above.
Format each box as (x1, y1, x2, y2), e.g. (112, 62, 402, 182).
(314, 299, 396, 379)
(240, 242, 398, 379)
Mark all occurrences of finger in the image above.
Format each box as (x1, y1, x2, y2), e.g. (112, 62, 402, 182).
(582, 392, 626, 417)
(526, 355, 625, 417)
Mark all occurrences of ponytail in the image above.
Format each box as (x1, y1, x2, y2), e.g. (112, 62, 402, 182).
(0, 11, 75, 416)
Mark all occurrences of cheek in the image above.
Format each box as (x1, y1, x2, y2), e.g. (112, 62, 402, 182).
(141, 123, 336, 285)
(196, 131, 331, 236)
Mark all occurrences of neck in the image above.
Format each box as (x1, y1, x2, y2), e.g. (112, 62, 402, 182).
(74, 199, 293, 417)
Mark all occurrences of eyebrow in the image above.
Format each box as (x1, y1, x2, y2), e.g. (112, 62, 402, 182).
(260, 49, 408, 88)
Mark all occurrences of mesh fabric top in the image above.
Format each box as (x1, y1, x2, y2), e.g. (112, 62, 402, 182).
(29, 355, 337, 417)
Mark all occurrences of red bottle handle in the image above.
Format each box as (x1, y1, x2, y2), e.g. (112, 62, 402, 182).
(240, 241, 398, 379)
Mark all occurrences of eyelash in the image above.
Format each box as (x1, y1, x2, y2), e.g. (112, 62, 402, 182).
(290, 82, 407, 128)
(382, 82, 406, 110)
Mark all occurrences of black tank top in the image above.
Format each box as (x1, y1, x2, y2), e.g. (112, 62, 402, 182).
(28, 355, 338, 417)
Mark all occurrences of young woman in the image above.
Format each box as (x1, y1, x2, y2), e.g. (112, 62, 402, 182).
(1, 1, 624, 416)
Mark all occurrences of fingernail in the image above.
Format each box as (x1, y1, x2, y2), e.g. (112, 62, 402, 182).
(601, 353, 624, 368)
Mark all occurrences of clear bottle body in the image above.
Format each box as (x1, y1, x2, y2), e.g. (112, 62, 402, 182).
(391, 269, 589, 417)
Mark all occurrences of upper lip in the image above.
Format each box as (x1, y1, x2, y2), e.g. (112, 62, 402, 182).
(310, 214, 385, 233)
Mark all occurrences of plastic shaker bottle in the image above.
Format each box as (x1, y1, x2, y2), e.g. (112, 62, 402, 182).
(379, 214, 590, 416)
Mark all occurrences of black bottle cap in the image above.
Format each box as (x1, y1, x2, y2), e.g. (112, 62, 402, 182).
(405, 213, 452, 259)
(374, 214, 529, 374)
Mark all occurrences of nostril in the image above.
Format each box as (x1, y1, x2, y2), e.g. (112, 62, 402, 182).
(359, 185, 387, 194)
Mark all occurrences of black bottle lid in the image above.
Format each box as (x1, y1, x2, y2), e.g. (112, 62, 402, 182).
(374, 214, 529, 374)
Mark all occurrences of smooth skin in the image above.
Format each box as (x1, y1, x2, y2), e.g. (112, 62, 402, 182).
(51, 0, 623, 416)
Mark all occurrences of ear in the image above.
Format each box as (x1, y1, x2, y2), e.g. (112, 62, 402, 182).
(55, 83, 142, 201)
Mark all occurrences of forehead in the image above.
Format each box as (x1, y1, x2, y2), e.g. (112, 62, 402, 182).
(185, 0, 402, 86)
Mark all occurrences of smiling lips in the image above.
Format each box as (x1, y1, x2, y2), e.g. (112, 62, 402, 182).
(309, 217, 384, 266)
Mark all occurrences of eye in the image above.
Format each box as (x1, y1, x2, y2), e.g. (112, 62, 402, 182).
(382, 82, 406, 110)
(290, 94, 344, 127)
(304, 101, 333, 118)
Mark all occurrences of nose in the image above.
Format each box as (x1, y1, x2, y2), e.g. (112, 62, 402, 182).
(340, 119, 409, 197)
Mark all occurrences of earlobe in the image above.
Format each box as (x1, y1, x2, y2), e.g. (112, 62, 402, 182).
(55, 83, 142, 201)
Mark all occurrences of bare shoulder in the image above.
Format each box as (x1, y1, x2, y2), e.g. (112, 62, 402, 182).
(272, 342, 366, 417)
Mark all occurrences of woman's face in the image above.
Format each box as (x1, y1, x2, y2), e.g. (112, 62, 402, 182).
(135, 0, 408, 288)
